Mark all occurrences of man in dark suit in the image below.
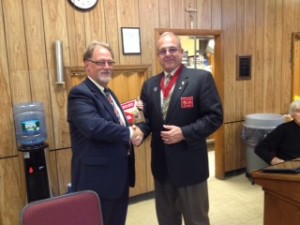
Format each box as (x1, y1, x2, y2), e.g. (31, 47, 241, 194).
(137, 32, 223, 225)
(67, 41, 142, 225)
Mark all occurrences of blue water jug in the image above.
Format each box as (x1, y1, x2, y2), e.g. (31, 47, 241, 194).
(13, 102, 47, 146)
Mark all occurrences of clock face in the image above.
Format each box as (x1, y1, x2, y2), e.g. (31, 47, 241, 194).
(69, 0, 98, 11)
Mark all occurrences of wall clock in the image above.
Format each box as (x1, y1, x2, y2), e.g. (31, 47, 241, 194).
(69, 0, 98, 11)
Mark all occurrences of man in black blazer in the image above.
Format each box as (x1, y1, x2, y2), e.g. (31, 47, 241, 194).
(67, 41, 141, 225)
(138, 32, 223, 225)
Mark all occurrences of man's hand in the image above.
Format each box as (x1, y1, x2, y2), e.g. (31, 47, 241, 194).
(270, 157, 284, 165)
(130, 125, 144, 146)
(136, 97, 144, 111)
(160, 125, 184, 145)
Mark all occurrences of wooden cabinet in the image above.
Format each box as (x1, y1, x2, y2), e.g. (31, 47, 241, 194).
(252, 163, 300, 225)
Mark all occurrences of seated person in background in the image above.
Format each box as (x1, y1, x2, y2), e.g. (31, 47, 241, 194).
(255, 100, 300, 165)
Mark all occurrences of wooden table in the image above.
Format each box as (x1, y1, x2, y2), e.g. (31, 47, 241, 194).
(252, 162, 300, 225)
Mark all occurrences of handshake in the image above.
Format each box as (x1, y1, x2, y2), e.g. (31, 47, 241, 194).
(130, 125, 144, 146)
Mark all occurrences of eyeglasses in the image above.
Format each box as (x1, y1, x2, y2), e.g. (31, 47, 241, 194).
(88, 60, 115, 67)
(158, 47, 180, 55)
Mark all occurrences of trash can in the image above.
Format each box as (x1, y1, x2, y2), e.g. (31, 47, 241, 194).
(242, 113, 285, 177)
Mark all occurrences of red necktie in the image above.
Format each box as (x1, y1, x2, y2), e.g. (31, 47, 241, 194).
(104, 89, 125, 126)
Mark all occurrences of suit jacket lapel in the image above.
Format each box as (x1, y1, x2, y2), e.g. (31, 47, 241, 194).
(154, 73, 164, 116)
(84, 78, 120, 124)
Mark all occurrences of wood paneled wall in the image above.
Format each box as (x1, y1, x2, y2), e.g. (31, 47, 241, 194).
(1, 0, 300, 224)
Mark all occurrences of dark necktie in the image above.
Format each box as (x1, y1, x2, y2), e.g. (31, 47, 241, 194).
(104, 88, 125, 126)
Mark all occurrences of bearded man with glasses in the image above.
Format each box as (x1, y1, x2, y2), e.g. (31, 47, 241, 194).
(67, 41, 143, 225)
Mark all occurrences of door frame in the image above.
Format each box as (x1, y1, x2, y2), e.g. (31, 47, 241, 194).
(292, 32, 300, 100)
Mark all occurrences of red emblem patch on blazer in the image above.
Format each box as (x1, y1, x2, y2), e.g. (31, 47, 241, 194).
(181, 97, 194, 108)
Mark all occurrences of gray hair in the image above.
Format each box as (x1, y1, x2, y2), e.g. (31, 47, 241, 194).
(156, 32, 182, 50)
(83, 41, 114, 61)
(289, 100, 300, 115)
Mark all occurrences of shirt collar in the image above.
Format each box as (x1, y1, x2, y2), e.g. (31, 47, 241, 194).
(164, 65, 180, 77)
(87, 76, 106, 93)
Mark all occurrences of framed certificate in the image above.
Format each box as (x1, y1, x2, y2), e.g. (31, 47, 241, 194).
(121, 27, 141, 55)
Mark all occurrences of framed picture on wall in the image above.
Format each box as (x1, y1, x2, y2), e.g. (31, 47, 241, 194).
(237, 55, 251, 80)
(121, 27, 141, 55)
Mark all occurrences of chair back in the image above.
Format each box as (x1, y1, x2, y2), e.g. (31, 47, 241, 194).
(21, 190, 103, 225)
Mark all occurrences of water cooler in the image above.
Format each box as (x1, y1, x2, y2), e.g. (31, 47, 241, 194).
(13, 102, 51, 202)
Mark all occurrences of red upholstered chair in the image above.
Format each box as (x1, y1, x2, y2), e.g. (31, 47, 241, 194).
(20, 190, 103, 225)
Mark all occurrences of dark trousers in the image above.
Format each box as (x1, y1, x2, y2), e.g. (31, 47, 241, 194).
(155, 179, 210, 225)
(100, 187, 129, 225)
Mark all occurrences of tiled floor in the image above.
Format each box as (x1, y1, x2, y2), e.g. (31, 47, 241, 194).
(126, 151, 264, 225)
